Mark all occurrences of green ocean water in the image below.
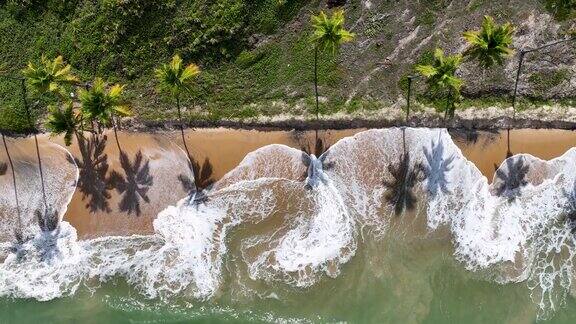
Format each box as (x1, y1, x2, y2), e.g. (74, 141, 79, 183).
(3, 232, 576, 324)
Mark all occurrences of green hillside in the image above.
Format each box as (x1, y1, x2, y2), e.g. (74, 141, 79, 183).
(1, 0, 575, 133)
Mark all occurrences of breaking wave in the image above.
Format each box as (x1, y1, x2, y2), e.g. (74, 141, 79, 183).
(1, 128, 576, 319)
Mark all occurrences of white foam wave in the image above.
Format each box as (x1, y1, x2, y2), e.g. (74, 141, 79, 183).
(2, 128, 576, 319)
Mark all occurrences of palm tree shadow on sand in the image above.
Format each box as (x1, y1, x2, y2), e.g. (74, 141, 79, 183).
(383, 128, 425, 216)
(0, 161, 7, 175)
(67, 134, 114, 213)
(494, 157, 529, 202)
(492, 129, 529, 202)
(33, 208, 62, 260)
(300, 131, 334, 189)
(448, 128, 499, 147)
(177, 156, 215, 205)
(108, 150, 154, 216)
(421, 134, 455, 197)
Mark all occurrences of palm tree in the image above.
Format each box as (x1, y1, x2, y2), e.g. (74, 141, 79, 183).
(22, 55, 79, 100)
(463, 16, 514, 69)
(22, 55, 78, 218)
(79, 77, 131, 152)
(1, 133, 23, 242)
(155, 54, 201, 161)
(310, 10, 354, 122)
(416, 48, 463, 119)
(45, 103, 85, 146)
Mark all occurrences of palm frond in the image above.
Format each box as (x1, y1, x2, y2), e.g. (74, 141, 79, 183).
(463, 15, 515, 68)
(45, 103, 82, 146)
(155, 54, 201, 97)
(22, 55, 78, 97)
(80, 77, 131, 129)
(311, 9, 355, 53)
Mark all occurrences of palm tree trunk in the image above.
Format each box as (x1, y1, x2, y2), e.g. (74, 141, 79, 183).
(20, 79, 48, 212)
(511, 51, 525, 120)
(314, 47, 320, 123)
(444, 92, 450, 121)
(2, 133, 23, 237)
(177, 96, 193, 162)
(314, 47, 320, 147)
(112, 115, 122, 154)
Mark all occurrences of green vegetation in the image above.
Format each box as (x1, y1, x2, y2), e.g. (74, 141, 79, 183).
(528, 69, 570, 94)
(410, 15, 517, 119)
(45, 102, 82, 146)
(155, 54, 201, 159)
(416, 49, 464, 119)
(310, 9, 355, 121)
(0, 2, 574, 133)
(463, 16, 515, 68)
(544, 0, 576, 20)
(0, 0, 310, 132)
(79, 77, 131, 150)
(22, 55, 80, 233)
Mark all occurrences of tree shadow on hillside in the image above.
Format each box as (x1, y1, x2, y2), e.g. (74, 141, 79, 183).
(67, 134, 114, 213)
(109, 150, 154, 216)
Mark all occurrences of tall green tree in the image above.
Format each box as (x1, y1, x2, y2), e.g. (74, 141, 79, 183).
(22, 55, 78, 218)
(463, 16, 514, 68)
(155, 54, 201, 161)
(310, 10, 354, 123)
(79, 78, 131, 152)
(416, 48, 463, 119)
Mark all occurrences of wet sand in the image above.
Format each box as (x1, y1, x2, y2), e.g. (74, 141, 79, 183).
(1, 128, 575, 239)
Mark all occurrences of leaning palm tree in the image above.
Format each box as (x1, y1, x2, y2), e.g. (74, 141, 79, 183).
(22, 55, 78, 218)
(45, 103, 85, 146)
(1, 132, 23, 242)
(155, 54, 201, 161)
(79, 78, 131, 152)
(310, 10, 354, 123)
(416, 48, 463, 120)
(463, 15, 515, 69)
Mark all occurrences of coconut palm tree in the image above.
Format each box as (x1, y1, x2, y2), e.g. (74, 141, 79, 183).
(310, 9, 354, 122)
(463, 16, 515, 69)
(155, 54, 201, 161)
(22, 55, 78, 218)
(22, 55, 79, 100)
(416, 48, 463, 119)
(79, 77, 131, 152)
(45, 103, 85, 146)
(1, 133, 23, 242)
